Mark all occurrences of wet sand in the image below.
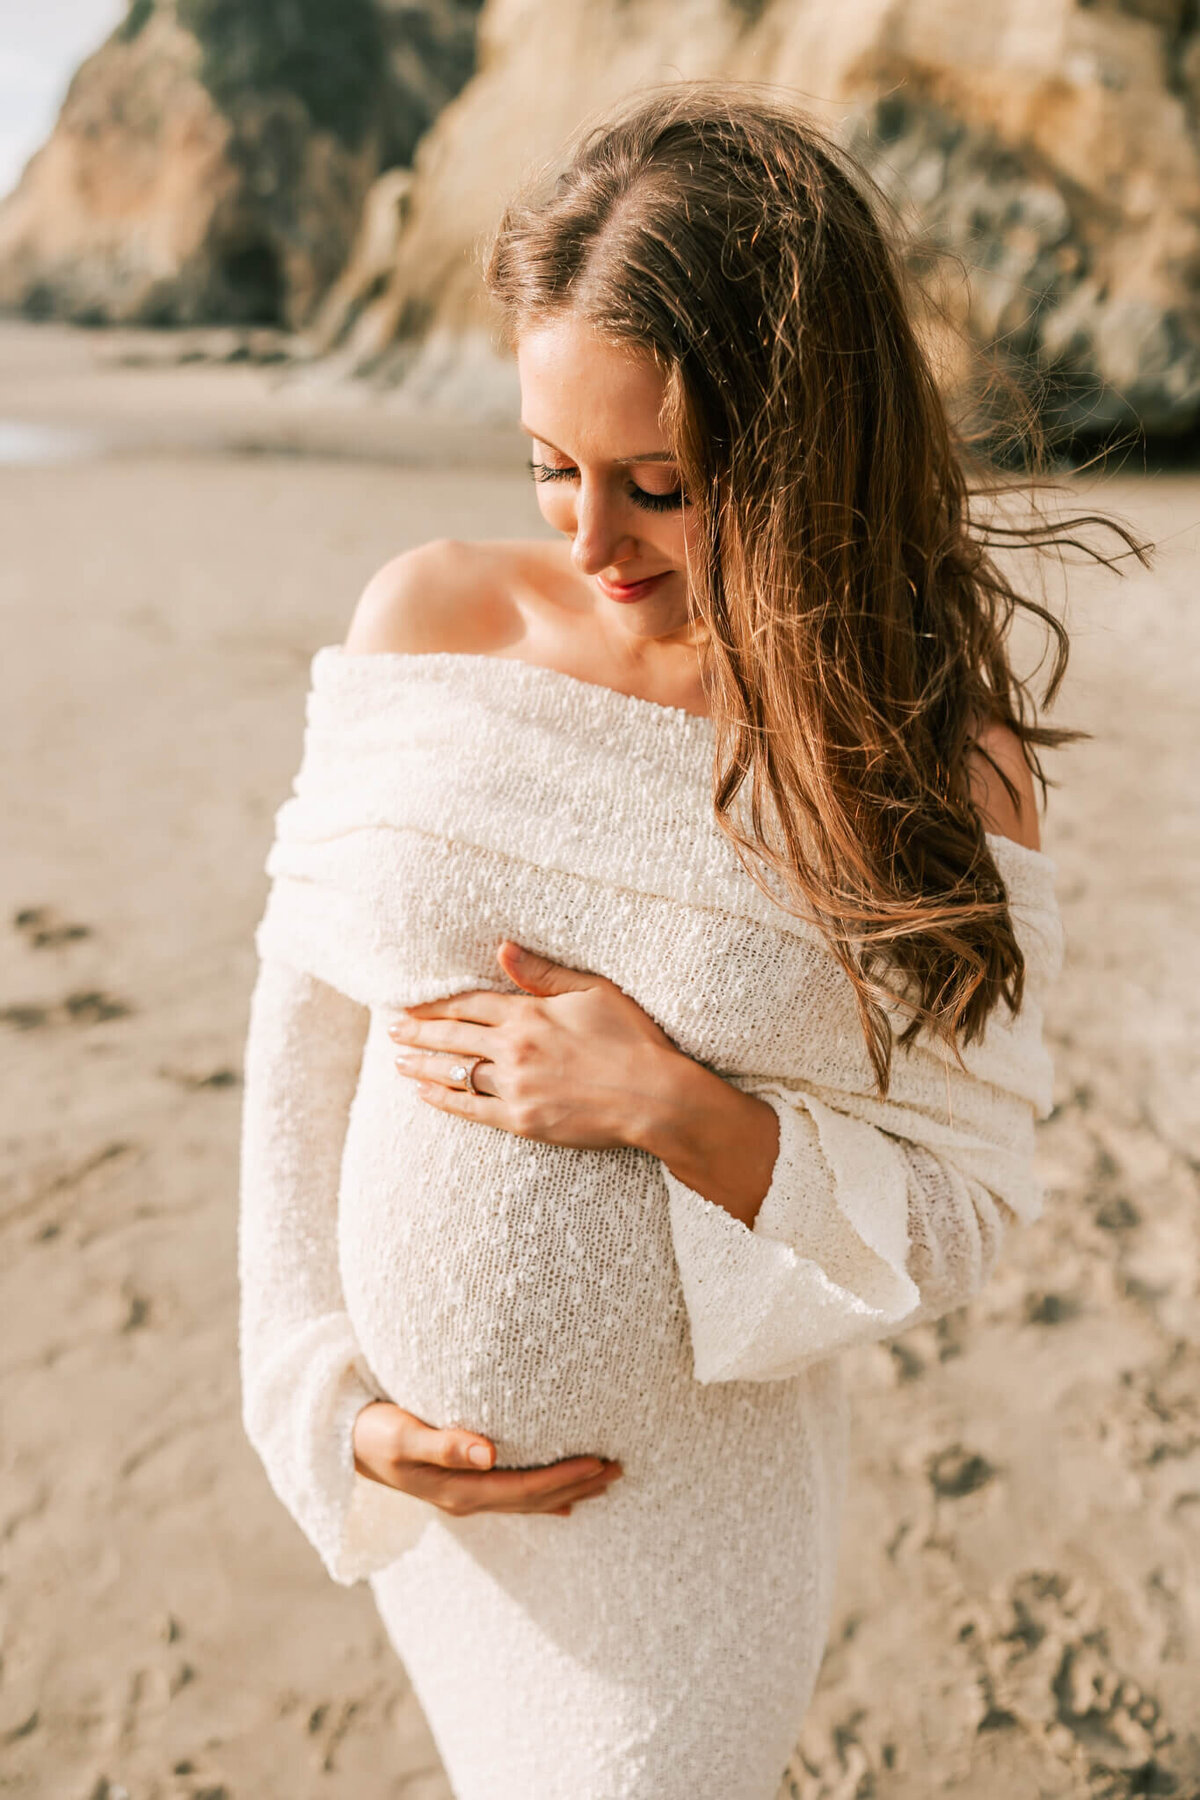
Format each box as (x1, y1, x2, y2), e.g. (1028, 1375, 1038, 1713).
(1, 322, 1197, 1799)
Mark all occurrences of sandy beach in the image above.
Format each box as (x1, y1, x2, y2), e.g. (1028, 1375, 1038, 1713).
(1, 320, 1197, 1799)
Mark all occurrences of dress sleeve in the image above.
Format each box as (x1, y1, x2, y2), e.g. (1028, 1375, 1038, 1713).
(238, 957, 426, 1584)
(661, 1078, 1031, 1386)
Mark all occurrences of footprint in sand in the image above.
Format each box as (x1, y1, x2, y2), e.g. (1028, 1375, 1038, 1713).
(0, 990, 133, 1031)
(157, 1064, 241, 1091)
(63, 991, 132, 1024)
(0, 1004, 51, 1031)
(958, 1570, 1177, 1793)
(927, 1445, 998, 1500)
(2, 910, 130, 1029)
(13, 905, 92, 948)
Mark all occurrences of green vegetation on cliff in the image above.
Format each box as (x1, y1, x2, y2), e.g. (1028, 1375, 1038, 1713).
(117, 0, 155, 42)
(177, 0, 386, 148)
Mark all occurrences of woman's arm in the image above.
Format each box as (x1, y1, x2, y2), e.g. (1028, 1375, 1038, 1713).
(633, 1051, 1036, 1389)
(633, 751, 1047, 1377)
(240, 959, 623, 1553)
(397, 965, 1028, 1384)
(239, 959, 417, 1583)
(392, 927, 1050, 1388)
(632, 1051, 781, 1226)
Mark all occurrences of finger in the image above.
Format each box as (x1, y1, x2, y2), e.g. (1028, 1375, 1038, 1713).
(415, 1081, 507, 1124)
(398, 990, 513, 1025)
(474, 1447, 618, 1504)
(520, 1470, 624, 1513)
(450, 1467, 621, 1516)
(503, 1468, 626, 1512)
(393, 1046, 498, 1096)
(462, 1456, 617, 1507)
(389, 1018, 496, 1056)
(496, 941, 599, 998)
(401, 1416, 497, 1473)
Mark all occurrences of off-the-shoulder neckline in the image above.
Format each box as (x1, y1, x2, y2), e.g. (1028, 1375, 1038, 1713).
(313, 645, 1055, 872)
(317, 644, 712, 724)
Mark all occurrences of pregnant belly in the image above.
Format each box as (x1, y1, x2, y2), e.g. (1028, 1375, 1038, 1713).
(337, 1035, 692, 1468)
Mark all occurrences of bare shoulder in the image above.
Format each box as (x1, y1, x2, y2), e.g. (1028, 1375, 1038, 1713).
(967, 719, 1041, 852)
(343, 538, 530, 656)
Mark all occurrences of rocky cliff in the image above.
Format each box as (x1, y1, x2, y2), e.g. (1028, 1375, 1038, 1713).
(0, 0, 482, 330)
(342, 0, 1200, 439)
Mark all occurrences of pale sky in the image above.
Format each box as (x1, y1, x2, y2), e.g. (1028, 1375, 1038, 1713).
(0, 0, 125, 199)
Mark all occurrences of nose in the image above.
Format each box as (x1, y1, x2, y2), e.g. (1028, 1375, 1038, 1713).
(569, 482, 638, 577)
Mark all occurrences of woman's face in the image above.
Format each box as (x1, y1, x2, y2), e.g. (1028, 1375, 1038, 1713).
(516, 314, 702, 646)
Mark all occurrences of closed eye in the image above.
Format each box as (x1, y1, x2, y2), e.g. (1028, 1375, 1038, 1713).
(527, 460, 686, 514)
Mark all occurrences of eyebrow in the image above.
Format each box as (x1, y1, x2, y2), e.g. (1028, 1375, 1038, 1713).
(519, 423, 676, 465)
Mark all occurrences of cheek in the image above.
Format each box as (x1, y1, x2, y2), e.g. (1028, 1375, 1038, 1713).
(534, 485, 693, 569)
(536, 487, 576, 533)
(623, 509, 689, 574)
(618, 497, 689, 563)
(664, 509, 696, 571)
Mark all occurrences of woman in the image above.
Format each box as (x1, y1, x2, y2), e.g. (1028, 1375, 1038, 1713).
(239, 85, 1084, 1798)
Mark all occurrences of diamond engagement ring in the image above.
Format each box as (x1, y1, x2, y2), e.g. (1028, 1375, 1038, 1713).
(447, 1055, 484, 1095)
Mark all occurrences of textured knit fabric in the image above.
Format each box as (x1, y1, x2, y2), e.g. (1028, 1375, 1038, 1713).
(238, 647, 1063, 1800)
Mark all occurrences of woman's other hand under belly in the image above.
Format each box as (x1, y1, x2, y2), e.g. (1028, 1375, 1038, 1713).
(352, 1401, 624, 1518)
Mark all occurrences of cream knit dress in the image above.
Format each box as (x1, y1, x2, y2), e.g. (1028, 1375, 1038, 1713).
(238, 647, 1063, 1800)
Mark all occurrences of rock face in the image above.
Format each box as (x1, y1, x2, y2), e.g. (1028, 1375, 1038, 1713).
(377, 0, 486, 171)
(354, 0, 1200, 438)
(0, 0, 482, 330)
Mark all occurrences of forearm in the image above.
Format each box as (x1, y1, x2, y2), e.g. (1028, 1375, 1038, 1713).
(240, 960, 370, 1334)
(239, 959, 388, 1583)
(630, 1049, 780, 1228)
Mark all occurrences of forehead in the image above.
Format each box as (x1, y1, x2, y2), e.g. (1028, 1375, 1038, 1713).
(516, 315, 669, 456)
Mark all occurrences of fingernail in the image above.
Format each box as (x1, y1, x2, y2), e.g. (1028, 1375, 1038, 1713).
(468, 1444, 491, 1468)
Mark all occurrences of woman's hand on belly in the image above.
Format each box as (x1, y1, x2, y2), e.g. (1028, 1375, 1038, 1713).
(387, 939, 681, 1151)
(352, 1401, 623, 1517)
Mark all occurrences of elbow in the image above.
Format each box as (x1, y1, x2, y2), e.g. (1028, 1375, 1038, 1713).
(972, 1188, 1016, 1297)
(896, 1164, 1016, 1333)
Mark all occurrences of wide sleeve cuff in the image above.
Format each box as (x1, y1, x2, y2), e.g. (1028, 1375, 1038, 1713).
(238, 958, 434, 1585)
(662, 1086, 922, 1384)
(241, 1311, 430, 1585)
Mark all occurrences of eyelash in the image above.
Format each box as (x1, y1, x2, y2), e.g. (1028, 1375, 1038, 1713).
(527, 459, 686, 513)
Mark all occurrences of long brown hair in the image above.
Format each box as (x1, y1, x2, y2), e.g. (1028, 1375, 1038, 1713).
(484, 82, 1144, 1092)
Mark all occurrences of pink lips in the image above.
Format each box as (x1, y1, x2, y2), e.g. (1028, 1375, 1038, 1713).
(596, 571, 670, 603)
